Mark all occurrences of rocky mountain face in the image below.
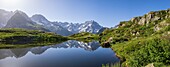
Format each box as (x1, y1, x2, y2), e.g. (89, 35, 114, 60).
(0, 9, 103, 36)
(0, 9, 14, 28)
(101, 8, 170, 44)
(116, 9, 170, 34)
(78, 21, 103, 33)
(31, 14, 103, 36)
(31, 14, 73, 36)
(5, 11, 35, 29)
(129, 9, 170, 25)
(54, 20, 103, 34)
(4, 11, 48, 31)
(129, 9, 170, 32)
(54, 22, 81, 33)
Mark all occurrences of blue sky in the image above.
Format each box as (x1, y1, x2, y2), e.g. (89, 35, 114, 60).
(0, 0, 170, 27)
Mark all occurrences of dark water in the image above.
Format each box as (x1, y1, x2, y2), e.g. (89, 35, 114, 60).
(0, 40, 119, 67)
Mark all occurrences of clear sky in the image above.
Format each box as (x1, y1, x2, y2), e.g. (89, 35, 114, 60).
(0, 0, 170, 27)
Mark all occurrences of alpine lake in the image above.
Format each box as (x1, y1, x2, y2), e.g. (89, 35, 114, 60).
(0, 40, 120, 67)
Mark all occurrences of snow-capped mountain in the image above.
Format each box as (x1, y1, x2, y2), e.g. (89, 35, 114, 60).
(54, 22, 81, 33)
(31, 14, 73, 36)
(30, 14, 50, 25)
(54, 21, 103, 34)
(78, 21, 103, 33)
(0, 9, 104, 36)
(31, 14, 103, 35)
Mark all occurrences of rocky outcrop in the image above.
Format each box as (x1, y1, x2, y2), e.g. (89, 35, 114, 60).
(101, 37, 113, 47)
(130, 9, 170, 25)
(154, 20, 170, 31)
(145, 63, 154, 67)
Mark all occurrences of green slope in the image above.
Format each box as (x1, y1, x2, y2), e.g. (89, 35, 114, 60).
(69, 32, 99, 42)
(0, 28, 68, 48)
(99, 9, 170, 66)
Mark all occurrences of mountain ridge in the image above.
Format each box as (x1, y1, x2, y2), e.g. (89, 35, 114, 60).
(4, 11, 49, 31)
(30, 14, 104, 36)
(0, 9, 104, 36)
(0, 9, 14, 28)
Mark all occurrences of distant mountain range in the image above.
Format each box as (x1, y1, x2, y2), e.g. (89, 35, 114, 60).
(0, 9, 104, 36)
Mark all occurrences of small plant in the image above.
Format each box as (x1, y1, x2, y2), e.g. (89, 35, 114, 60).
(102, 62, 121, 67)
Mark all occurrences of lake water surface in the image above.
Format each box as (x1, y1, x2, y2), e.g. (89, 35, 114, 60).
(0, 40, 119, 67)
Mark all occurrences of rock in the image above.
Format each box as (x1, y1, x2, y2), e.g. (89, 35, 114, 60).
(168, 9, 170, 14)
(101, 42, 111, 47)
(151, 16, 160, 21)
(138, 17, 146, 25)
(168, 31, 170, 34)
(101, 37, 113, 47)
(130, 17, 141, 24)
(146, 13, 152, 21)
(130, 17, 135, 22)
(145, 63, 154, 67)
(154, 25, 161, 31)
(129, 9, 170, 26)
(161, 20, 170, 26)
(121, 24, 126, 27)
(136, 32, 140, 35)
(154, 20, 170, 31)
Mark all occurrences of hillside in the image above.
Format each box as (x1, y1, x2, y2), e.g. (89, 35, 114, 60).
(99, 9, 170, 66)
(0, 28, 68, 48)
(69, 32, 99, 42)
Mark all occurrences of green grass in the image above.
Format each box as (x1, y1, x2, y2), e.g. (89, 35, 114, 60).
(99, 9, 170, 67)
(0, 42, 61, 49)
(0, 28, 68, 48)
(112, 34, 170, 67)
(102, 62, 121, 67)
(69, 32, 99, 42)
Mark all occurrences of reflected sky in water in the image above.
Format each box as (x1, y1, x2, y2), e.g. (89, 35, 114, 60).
(0, 40, 119, 67)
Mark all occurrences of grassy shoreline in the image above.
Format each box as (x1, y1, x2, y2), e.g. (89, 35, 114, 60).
(109, 34, 170, 67)
(0, 28, 69, 48)
(69, 32, 99, 42)
(98, 9, 170, 67)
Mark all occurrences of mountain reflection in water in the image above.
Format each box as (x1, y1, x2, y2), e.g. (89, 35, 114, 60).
(0, 40, 119, 67)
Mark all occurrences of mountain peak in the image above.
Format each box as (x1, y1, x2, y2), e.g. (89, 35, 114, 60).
(85, 20, 98, 24)
(14, 10, 22, 13)
(13, 11, 22, 16)
(4, 10, 36, 29)
(0, 9, 103, 36)
(14, 10, 32, 21)
(31, 14, 46, 19)
(0, 9, 8, 12)
(31, 14, 49, 24)
(14, 10, 27, 16)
